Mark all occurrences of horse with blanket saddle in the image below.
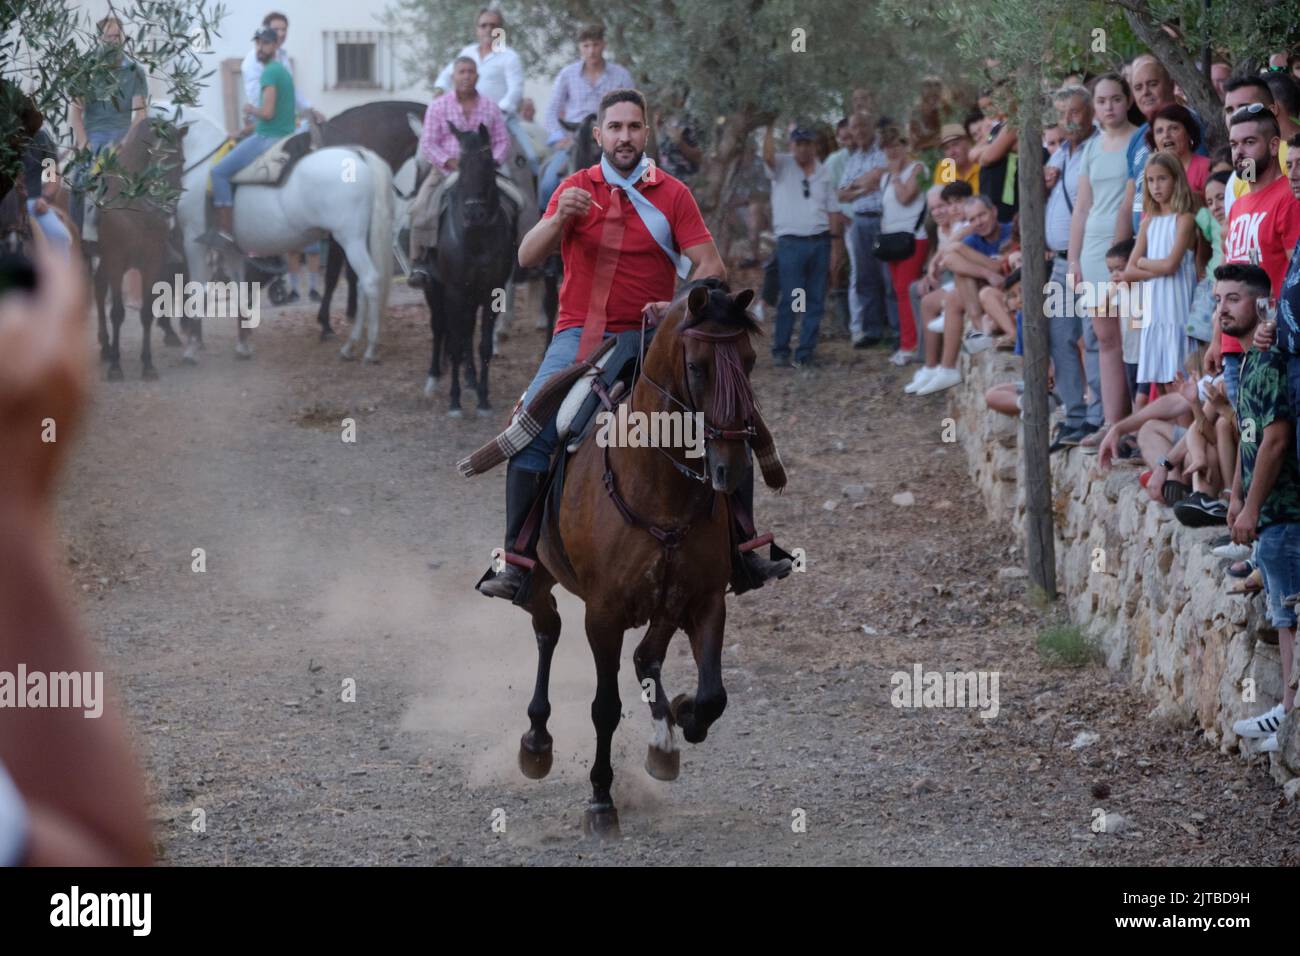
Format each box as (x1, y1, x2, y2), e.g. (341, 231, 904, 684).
(456, 89, 792, 836)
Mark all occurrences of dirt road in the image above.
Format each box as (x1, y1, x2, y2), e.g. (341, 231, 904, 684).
(58, 282, 1300, 865)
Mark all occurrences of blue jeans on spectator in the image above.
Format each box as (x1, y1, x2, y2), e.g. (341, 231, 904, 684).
(846, 213, 886, 342)
(27, 199, 71, 257)
(72, 128, 122, 233)
(1257, 522, 1300, 628)
(505, 112, 539, 177)
(1223, 351, 1243, 407)
(773, 233, 830, 363)
(210, 133, 278, 208)
(538, 149, 570, 215)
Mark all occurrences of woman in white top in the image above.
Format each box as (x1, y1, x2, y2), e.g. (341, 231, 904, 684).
(879, 125, 929, 365)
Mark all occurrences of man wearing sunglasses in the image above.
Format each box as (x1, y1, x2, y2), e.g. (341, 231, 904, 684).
(763, 123, 837, 368)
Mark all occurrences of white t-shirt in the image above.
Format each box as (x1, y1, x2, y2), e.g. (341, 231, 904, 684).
(765, 153, 837, 238)
(880, 162, 928, 237)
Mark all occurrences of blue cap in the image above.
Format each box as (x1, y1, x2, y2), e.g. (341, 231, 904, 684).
(789, 126, 816, 142)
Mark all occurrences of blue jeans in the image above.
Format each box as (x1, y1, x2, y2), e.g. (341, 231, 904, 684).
(505, 112, 539, 177)
(538, 150, 570, 215)
(1048, 256, 1087, 428)
(27, 199, 71, 257)
(1257, 522, 1300, 628)
(1224, 351, 1243, 407)
(773, 233, 830, 362)
(72, 128, 122, 232)
(512, 327, 616, 473)
(846, 213, 887, 341)
(210, 133, 278, 207)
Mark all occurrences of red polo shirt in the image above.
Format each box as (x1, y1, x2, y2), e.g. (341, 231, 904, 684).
(545, 163, 712, 335)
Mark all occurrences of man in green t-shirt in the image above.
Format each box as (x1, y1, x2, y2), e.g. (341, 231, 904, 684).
(69, 15, 149, 234)
(1219, 262, 1300, 754)
(206, 26, 297, 252)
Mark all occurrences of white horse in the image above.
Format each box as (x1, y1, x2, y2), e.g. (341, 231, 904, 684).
(169, 108, 394, 362)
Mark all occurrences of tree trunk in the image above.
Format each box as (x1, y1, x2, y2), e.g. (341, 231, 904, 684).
(1114, 0, 1226, 150)
(1016, 67, 1057, 599)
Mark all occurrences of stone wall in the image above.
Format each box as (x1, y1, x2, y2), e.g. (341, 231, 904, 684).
(948, 350, 1300, 788)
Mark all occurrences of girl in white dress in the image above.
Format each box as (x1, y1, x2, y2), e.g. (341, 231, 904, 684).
(1117, 150, 1198, 394)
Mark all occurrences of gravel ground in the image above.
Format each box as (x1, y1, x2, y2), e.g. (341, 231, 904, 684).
(55, 277, 1300, 865)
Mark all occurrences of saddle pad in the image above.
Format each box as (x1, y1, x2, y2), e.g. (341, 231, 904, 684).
(230, 133, 299, 186)
(555, 345, 618, 442)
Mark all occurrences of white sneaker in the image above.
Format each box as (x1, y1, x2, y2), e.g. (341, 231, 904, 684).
(1259, 733, 1281, 753)
(1212, 542, 1252, 560)
(927, 314, 945, 334)
(904, 366, 937, 394)
(1233, 702, 1285, 739)
(889, 349, 917, 366)
(963, 331, 994, 354)
(916, 365, 962, 395)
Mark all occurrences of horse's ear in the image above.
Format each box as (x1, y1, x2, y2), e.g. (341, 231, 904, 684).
(560, 118, 578, 133)
(687, 285, 710, 318)
(447, 121, 461, 136)
(408, 113, 423, 138)
(178, 124, 189, 139)
(733, 289, 754, 313)
(478, 122, 489, 141)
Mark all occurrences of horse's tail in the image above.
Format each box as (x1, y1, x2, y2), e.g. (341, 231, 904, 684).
(360, 147, 394, 324)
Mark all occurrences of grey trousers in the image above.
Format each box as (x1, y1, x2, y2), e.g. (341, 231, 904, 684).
(1048, 256, 1088, 429)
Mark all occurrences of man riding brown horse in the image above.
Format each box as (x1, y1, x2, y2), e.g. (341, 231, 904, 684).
(477, 87, 790, 600)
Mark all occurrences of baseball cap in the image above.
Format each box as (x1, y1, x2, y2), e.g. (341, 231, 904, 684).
(939, 123, 969, 144)
(253, 26, 279, 44)
(789, 126, 816, 142)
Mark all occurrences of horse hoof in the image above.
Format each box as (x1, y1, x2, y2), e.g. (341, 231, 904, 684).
(162, 332, 182, 347)
(518, 736, 553, 780)
(582, 806, 621, 840)
(423, 376, 439, 399)
(476, 406, 493, 418)
(447, 408, 463, 419)
(362, 352, 381, 365)
(339, 347, 355, 362)
(106, 365, 123, 382)
(319, 328, 335, 342)
(644, 745, 680, 781)
(142, 367, 159, 381)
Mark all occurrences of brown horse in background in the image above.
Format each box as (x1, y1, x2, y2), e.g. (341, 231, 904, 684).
(518, 279, 763, 837)
(94, 120, 185, 380)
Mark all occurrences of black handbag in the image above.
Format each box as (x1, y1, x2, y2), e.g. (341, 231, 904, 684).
(871, 171, 927, 262)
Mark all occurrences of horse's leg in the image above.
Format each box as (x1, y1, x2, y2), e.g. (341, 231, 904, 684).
(336, 235, 377, 362)
(94, 259, 111, 363)
(345, 261, 358, 320)
(463, 304, 479, 392)
(477, 299, 494, 414)
(106, 265, 125, 381)
(672, 592, 729, 745)
(317, 239, 344, 340)
(445, 287, 464, 416)
(518, 574, 561, 779)
(139, 255, 159, 380)
(633, 618, 680, 781)
(423, 280, 441, 397)
(583, 611, 624, 839)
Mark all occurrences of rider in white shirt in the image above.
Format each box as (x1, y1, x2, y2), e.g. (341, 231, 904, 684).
(239, 12, 323, 127)
(433, 8, 537, 174)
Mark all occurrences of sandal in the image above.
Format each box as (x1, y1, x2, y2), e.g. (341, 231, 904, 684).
(1226, 559, 1255, 579)
(1079, 425, 1110, 450)
(1228, 568, 1263, 594)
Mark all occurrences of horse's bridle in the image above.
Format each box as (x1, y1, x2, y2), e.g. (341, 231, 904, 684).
(631, 308, 757, 484)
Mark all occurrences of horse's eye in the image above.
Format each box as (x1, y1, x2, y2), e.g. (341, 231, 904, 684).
(686, 362, 701, 375)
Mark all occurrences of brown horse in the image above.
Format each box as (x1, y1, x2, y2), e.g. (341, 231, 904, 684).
(94, 120, 185, 380)
(518, 278, 763, 837)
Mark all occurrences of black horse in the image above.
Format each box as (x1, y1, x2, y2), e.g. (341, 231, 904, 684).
(424, 122, 518, 416)
(540, 114, 601, 348)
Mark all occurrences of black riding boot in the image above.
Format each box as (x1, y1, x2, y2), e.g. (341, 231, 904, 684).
(477, 465, 548, 600)
(733, 465, 793, 587)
